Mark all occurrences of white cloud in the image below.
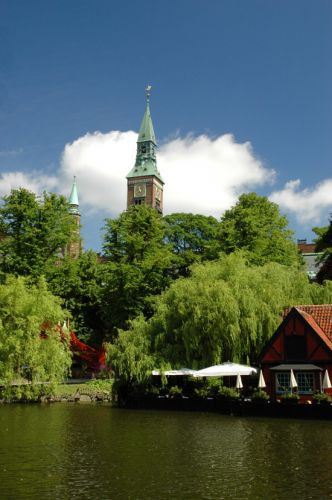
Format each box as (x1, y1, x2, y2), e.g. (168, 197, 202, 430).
(2, 130, 331, 242)
(0, 171, 57, 197)
(160, 133, 274, 215)
(58, 130, 274, 217)
(59, 130, 136, 215)
(270, 178, 332, 223)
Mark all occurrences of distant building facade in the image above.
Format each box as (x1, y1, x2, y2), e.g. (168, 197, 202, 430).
(297, 239, 323, 280)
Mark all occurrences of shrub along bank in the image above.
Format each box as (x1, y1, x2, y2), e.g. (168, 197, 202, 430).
(0, 379, 114, 403)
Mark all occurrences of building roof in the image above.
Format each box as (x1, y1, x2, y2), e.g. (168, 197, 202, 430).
(270, 363, 323, 371)
(284, 305, 332, 343)
(126, 159, 164, 182)
(298, 241, 316, 253)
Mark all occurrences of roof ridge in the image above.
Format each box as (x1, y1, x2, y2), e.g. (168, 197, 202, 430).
(294, 304, 332, 307)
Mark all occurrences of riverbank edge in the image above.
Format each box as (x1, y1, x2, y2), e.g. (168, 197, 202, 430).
(0, 393, 114, 404)
(121, 396, 332, 420)
(2, 393, 332, 420)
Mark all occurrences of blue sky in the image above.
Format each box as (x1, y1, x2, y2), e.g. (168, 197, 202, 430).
(0, 0, 331, 250)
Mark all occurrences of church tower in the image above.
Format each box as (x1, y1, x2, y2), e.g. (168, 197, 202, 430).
(126, 86, 164, 213)
(67, 176, 81, 258)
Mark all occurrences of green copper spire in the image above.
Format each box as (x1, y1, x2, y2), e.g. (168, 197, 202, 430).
(137, 86, 156, 144)
(69, 176, 80, 214)
(127, 86, 164, 183)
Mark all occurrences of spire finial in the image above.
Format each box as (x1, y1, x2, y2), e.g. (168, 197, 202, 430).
(146, 84, 152, 103)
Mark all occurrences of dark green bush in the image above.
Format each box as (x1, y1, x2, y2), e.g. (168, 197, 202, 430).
(168, 385, 183, 398)
(217, 386, 239, 400)
(194, 387, 210, 398)
(252, 389, 269, 401)
(312, 392, 332, 405)
(280, 392, 299, 403)
(144, 385, 160, 397)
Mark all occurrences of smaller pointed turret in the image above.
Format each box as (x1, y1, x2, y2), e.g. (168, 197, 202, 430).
(67, 176, 81, 258)
(69, 176, 80, 214)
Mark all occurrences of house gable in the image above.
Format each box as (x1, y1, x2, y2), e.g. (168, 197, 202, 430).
(259, 307, 332, 364)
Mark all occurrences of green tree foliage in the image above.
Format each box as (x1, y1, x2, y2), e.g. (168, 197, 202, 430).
(313, 216, 332, 283)
(218, 193, 301, 266)
(109, 254, 331, 379)
(164, 213, 220, 276)
(46, 251, 104, 343)
(107, 318, 155, 385)
(0, 188, 76, 278)
(0, 276, 71, 398)
(102, 205, 173, 336)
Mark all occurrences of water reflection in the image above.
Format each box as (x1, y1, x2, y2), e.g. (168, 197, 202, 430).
(0, 405, 332, 499)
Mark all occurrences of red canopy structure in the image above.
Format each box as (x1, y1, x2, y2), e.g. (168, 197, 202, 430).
(41, 322, 106, 373)
(70, 331, 106, 372)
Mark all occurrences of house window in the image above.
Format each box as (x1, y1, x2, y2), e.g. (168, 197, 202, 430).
(285, 335, 307, 359)
(296, 372, 314, 394)
(276, 372, 290, 393)
(276, 371, 315, 394)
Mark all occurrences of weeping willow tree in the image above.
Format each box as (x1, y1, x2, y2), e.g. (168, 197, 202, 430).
(108, 253, 332, 377)
(0, 276, 72, 399)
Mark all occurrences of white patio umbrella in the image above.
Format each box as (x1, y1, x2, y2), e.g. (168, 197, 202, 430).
(258, 370, 266, 389)
(193, 362, 257, 378)
(322, 370, 332, 390)
(152, 368, 197, 376)
(236, 373, 243, 389)
(290, 369, 297, 390)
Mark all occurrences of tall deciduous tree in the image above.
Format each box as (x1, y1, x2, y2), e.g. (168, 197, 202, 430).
(46, 251, 104, 343)
(0, 188, 76, 278)
(108, 254, 332, 378)
(164, 213, 220, 276)
(102, 205, 173, 336)
(218, 193, 301, 266)
(0, 276, 72, 398)
(314, 215, 332, 283)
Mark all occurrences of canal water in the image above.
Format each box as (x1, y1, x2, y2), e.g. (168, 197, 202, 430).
(0, 405, 332, 499)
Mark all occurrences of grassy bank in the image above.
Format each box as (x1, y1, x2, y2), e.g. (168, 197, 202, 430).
(0, 379, 115, 403)
(50, 379, 114, 402)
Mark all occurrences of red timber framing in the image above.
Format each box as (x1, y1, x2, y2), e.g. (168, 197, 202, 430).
(259, 305, 332, 402)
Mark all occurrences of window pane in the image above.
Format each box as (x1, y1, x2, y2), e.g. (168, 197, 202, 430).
(296, 372, 314, 394)
(276, 373, 290, 393)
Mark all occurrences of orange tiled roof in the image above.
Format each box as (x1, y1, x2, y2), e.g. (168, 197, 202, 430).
(284, 305, 332, 341)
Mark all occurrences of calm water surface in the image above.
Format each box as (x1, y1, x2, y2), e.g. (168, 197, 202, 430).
(0, 404, 332, 499)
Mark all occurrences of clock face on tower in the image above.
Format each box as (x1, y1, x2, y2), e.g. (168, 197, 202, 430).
(155, 187, 162, 201)
(134, 183, 146, 197)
